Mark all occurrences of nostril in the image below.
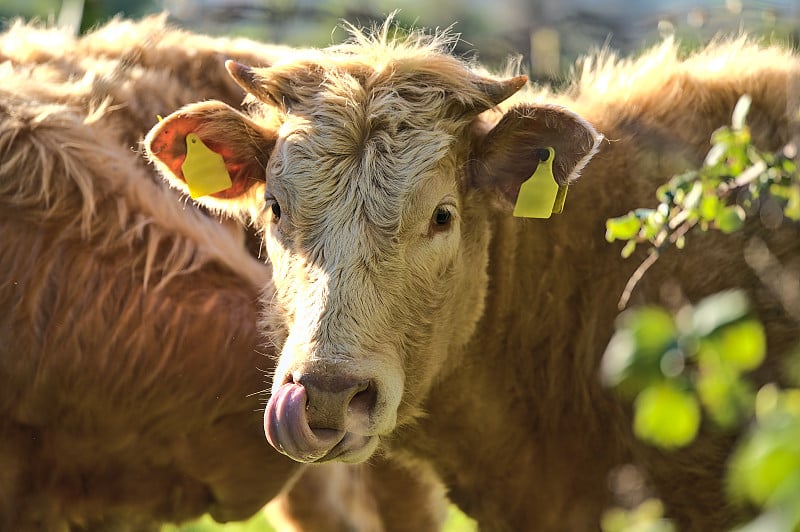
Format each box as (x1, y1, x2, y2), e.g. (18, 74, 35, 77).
(291, 373, 377, 432)
(348, 381, 377, 418)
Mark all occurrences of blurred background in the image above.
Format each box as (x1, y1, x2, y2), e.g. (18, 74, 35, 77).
(2, 0, 798, 80)
(2, 1, 798, 531)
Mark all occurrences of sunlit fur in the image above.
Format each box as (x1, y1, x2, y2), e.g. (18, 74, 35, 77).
(0, 17, 446, 531)
(153, 19, 800, 530)
(228, 24, 518, 446)
(427, 36, 800, 530)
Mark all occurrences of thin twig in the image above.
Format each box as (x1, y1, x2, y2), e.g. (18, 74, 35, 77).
(616, 144, 789, 310)
(618, 251, 660, 310)
(618, 221, 696, 310)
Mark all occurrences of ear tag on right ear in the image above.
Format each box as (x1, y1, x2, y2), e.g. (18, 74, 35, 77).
(181, 133, 233, 199)
(552, 182, 569, 214)
(513, 147, 567, 219)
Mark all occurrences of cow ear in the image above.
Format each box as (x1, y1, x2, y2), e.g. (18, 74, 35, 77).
(469, 104, 603, 213)
(144, 100, 277, 216)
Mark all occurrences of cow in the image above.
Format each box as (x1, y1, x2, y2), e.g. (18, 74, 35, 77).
(145, 17, 800, 531)
(0, 16, 445, 531)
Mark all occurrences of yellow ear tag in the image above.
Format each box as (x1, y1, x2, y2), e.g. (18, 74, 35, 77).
(181, 133, 233, 199)
(512, 147, 568, 218)
(552, 182, 569, 214)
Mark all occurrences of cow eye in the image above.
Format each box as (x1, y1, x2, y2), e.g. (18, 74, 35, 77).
(430, 205, 453, 233)
(265, 194, 281, 221)
(434, 207, 451, 226)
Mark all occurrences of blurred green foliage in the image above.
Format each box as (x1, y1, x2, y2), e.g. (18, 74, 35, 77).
(2, 0, 797, 77)
(605, 95, 799, 255)
(606, 96, 799, 309)
(602, 97, 800, 530)
(0, 0, 155, 32)
(3, 2, 798, 530)
(729, 384, 800, 530)
(602, 290, 764, 447)
(602, 498, 676, 532)
(163, 512, 276, 532)
(164, 502, 477, 531)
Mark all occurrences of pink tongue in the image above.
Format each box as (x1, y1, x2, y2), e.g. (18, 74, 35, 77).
(264, 383, 344, 462)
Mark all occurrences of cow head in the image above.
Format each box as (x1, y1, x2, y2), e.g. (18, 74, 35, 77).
(145, 27, 601, 464)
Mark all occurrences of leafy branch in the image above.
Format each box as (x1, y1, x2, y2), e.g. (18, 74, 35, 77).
(601, 96, 800, 532)
(605, 95, 800, 309)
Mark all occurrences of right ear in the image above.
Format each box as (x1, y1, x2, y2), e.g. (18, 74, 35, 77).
(469, 103, 603, 213)
(144, 100, 277, 215)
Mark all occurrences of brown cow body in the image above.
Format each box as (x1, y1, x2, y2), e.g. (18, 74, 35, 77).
(394, 43, 800, 530)
(146, 20, 800, 532)
(1, 17, 445, 531)
(389, 41, 800, 529)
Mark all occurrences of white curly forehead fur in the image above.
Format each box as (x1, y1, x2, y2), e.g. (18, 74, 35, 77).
(243, 21, 506, 248)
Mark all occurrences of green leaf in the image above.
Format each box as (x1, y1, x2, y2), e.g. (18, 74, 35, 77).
(785, 186, 800, 222)
(699, 194, 721, 221)
(601, 307, 677, 394)
(692, 290, 751, 336)
(729, 386, 800, 511)
(696, 367, 753, 429)
(642, 212, 662, 240)
(633, 384, 701, 449)
(733, 509, 798, 532)
(621, 240, 637, 258)
(716, 205, 746, 234)
(606, 213, 642, 242)
(729, 422, 800, 507)
(781, 157, 797, 175)
(715, 319, 767, 372)
(628, 307, 678, 355)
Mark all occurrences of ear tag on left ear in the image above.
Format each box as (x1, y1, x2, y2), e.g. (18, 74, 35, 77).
(181, 133, 233, 199)
(513, 147, 568, 219)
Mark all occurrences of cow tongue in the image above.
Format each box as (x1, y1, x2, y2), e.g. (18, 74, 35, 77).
(265, 382, 344, 462)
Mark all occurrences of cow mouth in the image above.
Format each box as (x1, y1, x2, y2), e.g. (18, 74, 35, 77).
(264, 382, 377, 463)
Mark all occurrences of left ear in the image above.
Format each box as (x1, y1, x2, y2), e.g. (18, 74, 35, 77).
(469, 104, 603, 208)
(144, 100, 277, 215)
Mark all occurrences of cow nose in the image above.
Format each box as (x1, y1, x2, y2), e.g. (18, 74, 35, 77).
(293, 373, 376, 433)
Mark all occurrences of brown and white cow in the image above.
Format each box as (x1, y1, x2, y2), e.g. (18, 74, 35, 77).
(1, 17, 445, 531)
(147, 19, 800, 530)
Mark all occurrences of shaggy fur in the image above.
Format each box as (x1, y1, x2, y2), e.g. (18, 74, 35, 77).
(0, 17, 446, 531)
(146, 19, 800, 531)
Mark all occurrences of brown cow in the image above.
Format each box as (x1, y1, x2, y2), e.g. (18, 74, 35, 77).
(146, 18, 800, 531)
(0, 16, 445, 531)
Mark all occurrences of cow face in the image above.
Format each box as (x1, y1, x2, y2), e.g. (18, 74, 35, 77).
(145, 32, 600, 464)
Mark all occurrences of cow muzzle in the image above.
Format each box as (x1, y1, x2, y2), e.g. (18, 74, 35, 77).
(265, 372, 380, 463)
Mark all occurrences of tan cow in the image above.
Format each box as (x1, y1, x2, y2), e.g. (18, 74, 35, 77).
(147, 18, 800, 531)
(0, 17, 445, 531)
